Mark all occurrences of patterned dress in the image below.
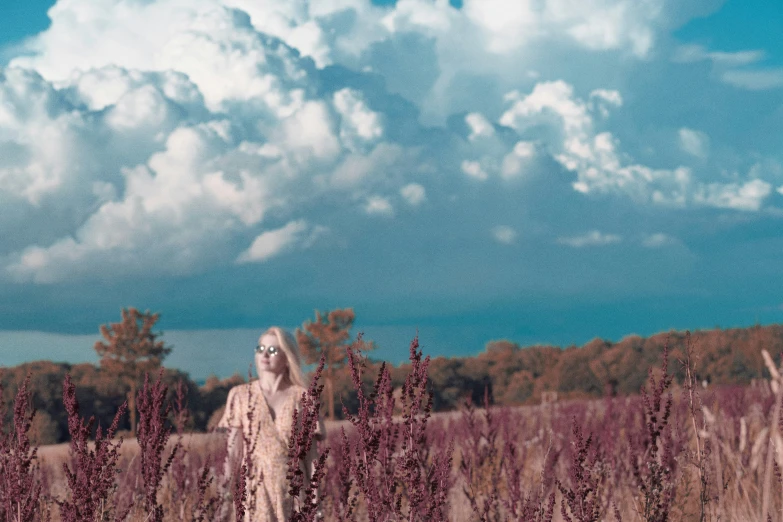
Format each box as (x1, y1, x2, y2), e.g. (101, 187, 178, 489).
(218, 382, 326, 522)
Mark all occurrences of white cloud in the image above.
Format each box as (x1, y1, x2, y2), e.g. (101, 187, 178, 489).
(465, 112, 495, 141)
(463, 0, 537, 53)
(642, 232, 675, 248)
(364, 195, 394, 216)
(589, 88, 623, 117)
(499, 80, 692, 204)
(678, 128, 709, 158)
(542, 0, 660, 57)
(491, 225, 517, 244)
(236, 219, 325, 264)
(557, 230, 621, 247)
(672, 45, 765, 67)
(400, 183, 426, 206)
(461, 160, 489, 181)
(277, 100, 341, 164)
(497, 80, 779, 212)
(778, 186, 783, 196)
(333, 88, 384, 150)
(721, 69, 783, 91)
(0, 0, 778, 287)
(4, 0, 710, 132)
(500, 141, 536, 179)
(672, 44, 783, 91)
(693, 179, 773, 212)
(328, 143, 403, 189)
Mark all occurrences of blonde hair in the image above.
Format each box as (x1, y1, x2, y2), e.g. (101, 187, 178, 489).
(261, 326, 308, 389)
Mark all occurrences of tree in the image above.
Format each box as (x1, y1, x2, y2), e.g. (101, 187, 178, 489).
(296, 308, 373, 421)
(94, 308, 172, 437)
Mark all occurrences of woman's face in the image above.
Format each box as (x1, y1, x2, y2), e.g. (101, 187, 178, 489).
(255, 332, 289, 377)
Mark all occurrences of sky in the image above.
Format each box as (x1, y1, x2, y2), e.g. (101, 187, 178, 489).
(0, 0, 781, 381)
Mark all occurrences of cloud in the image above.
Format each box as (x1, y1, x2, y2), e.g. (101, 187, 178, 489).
(364, 196, 394, 216)
(500, 141, 536, 179)
(461, 160, 489, 181)
(465, 112, 495, 141)
(720, 69, 783, 91)
(672, 44, 765, 67)
(333, 88, 384, 150)
(400, 183, 426, 206)
(236, 219, 324, 263)
(589, 88, 623, 118)
(678, 128, 709, 158)
(497, 80, 780, 212)
(0, 0, 779, 289)
(693, 179, 773, 212)
(557, 230, 621, 247)
(491, 225, 517, 244)
(672, 44, 783, 91)
(642, 232, 675, 248)
(499, 80, 692, 204)
(542, 0, 660, 57)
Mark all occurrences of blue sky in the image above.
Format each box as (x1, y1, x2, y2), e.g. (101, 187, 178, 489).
(0, 0, 781, 380)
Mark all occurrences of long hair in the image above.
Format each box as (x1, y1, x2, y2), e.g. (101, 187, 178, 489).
(262, 326, 308, 389)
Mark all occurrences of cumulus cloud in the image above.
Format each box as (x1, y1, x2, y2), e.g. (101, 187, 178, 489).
(499, 80, 693, 204)
(491, 225, 517, 244)
(461, 160, 489, 181)
(333, 88, 384, 150)
(642, 232, 676, 248)
(0, 0, 778, 287)
(693, 179, 773, 212)
(678, 128, 709, 158)
(236, 220, 325, 263)
(400, 183, 426, 206)
(501, 141, 536, 179)
(465, 112, 495, 141)
(672, 44, 765, 67)
(364, 195, 394, 217)
(589, 88, 623, 118)
(557, 230, 621, 247)
(720, 69, 783, 91)
(672, 44, 783, 91)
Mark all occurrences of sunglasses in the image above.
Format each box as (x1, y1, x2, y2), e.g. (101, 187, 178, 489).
(255, 344, 280, 357)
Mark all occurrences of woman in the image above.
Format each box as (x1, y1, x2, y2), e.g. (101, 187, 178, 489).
(218, 327, 326, 521)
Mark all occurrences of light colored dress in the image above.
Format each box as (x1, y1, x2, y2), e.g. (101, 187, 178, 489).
(219, 382, 326, 522)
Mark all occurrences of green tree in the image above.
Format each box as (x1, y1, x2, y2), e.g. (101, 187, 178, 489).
(94, 308, 171, 437)
(296, 308, 373, 421)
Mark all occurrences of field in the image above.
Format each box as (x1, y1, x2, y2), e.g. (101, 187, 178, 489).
(4, 337, 783, 521)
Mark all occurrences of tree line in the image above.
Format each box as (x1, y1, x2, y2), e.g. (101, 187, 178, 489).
(1, 306, 782, 445)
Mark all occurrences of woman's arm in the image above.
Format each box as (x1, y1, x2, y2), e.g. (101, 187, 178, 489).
(224, 426, 242, 478)
(219, 387, 243, 481)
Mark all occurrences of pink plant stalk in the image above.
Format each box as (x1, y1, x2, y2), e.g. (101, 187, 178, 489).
(0, 373, 48, 522)
(167, 379, 189, 513)
(191, 456, 221, 522)
(631, 343, 675, 522)
(338, 335, 454, 521)
(58, 373, 128, 522)
(286, 353, 330, 521)
(556, 421, 605, 522)
(232, 461, 248, 522)
(458, 387, 504, 521)
(135, 371, 179, 522)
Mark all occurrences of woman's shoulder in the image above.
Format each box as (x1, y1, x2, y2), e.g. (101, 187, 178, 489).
(226, 382, 253, 398)
(287, 384, 308, 399)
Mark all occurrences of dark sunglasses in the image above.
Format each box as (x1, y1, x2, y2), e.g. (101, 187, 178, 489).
(255, 344, 280, 357)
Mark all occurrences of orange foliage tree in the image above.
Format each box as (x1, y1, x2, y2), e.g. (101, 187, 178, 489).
(296, 308, 373, 421)
(94, 308, 172, 437)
